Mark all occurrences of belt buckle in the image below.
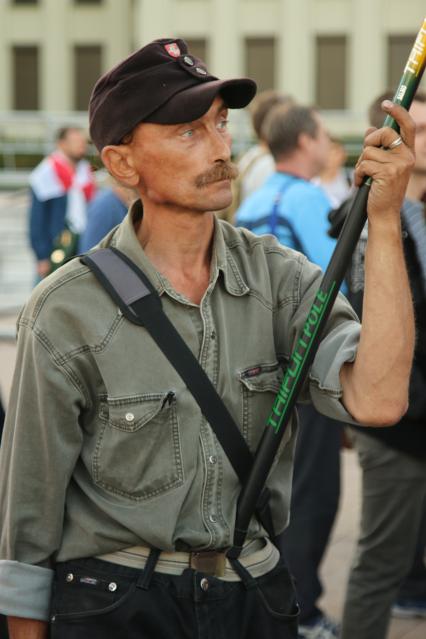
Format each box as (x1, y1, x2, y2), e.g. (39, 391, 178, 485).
(190, 550, 226, 577)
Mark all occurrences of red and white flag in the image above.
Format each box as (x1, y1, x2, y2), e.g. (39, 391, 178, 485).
(30, 151, 96, 233)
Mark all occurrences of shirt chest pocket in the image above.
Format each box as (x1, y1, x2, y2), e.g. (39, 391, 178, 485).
(239, 363, 282, 452)
(93, 391, 184, 501)
(239, 363, 295, 458)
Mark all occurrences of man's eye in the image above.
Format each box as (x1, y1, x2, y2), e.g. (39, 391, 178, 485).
(182, 129, 194, 138)
(218, 119, 229, 130)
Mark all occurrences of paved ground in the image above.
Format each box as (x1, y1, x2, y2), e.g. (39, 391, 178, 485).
(0, 318, 425, 638)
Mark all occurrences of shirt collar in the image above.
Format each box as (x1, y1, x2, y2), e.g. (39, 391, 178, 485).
(212, 216, 250, 297)
(109, 199, 250, 299)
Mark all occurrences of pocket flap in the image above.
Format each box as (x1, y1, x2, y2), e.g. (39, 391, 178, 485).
(239, 363, 282, 393)
(102, 391, 176, 432)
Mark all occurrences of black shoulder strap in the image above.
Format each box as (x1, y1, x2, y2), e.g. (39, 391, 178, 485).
(81, 247, 274, 543)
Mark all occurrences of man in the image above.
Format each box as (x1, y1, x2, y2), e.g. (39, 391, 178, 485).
(0, 39, 415, 639)
(313, 136, 353, 208)
(216, 89, 292, 223)
(340, 92, 426, 639)
(29, 126, 96, 279)
(238, 89, 294, 202)
(235, 103, 344, 639)
(235, 103, 336, 272)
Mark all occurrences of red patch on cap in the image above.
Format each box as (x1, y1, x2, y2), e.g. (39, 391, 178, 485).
(165, 43, 181, 58)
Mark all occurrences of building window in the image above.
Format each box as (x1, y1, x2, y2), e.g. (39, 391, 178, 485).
(388, 35, 416, 90)
(74, 45, 102, 111)
(315, 36, 347, 110)
(245, 38, 276, 92)
(12, 46, 40, 110)
(182, 39, 208, 65)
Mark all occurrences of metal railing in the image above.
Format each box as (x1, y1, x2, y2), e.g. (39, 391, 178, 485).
(0, 110, 90, 170)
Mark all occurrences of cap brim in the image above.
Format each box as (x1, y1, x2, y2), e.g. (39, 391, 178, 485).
(145, 78, 257, 125)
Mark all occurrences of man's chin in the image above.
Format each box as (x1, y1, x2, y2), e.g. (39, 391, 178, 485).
(208, 182, 233, 208)
(209, 194, 233, 213)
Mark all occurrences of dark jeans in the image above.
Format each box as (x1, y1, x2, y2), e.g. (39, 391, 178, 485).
(49, 553, 299, 638)
(280, 404, 342, 623)
(0, 614, 8, 638)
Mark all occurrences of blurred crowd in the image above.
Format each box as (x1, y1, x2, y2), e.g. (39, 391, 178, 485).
(0, 86, 425, 639)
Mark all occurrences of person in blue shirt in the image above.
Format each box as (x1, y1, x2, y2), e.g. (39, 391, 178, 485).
(79, 183, 135, 253)
(236, 104, 335, 273)
(236, 103, 344, 639)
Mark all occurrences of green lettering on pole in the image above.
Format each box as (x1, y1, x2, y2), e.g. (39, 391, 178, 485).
(266, 282, 336, 434)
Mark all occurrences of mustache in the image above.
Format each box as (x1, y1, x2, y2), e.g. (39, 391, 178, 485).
(195, 161, 239, 188)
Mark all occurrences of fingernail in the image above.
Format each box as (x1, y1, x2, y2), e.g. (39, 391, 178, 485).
(382, 100, 394, 110)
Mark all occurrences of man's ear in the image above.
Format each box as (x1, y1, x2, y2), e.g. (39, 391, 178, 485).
(298, 132, 311, 153)
(101, 145, 140, 187)
(298, 131, 317, 154)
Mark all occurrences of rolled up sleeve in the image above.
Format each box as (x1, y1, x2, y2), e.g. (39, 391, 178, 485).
(309, 320, 360, 423)
(0, 561, 53, 621)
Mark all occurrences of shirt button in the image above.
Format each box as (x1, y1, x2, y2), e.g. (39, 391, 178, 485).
(210, 330, 216, 340)
(208, 455, 217, 465)
(200, 577, 209, 591)
(183, 55, 194, 66)
(108, 582, 118, 592)
(125, 413, 135, 422)
(209, 514, 217, 523)
(195, 67, 207, 75)
(65, 573, 74, 583)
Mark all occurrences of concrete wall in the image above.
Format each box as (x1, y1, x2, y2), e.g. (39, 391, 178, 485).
(0, 0, 133, 111)
(0, 0, 425, 136)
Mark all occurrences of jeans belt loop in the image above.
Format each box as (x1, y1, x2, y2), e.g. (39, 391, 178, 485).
(190, 550, 226, 577)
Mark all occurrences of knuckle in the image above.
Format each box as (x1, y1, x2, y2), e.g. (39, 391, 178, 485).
(361, 146, 373, 159)
(406, 152, 416, 169)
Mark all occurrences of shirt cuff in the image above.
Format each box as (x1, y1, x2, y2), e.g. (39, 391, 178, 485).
(309, 320, 360, 424)
(0, 560, 54, 621)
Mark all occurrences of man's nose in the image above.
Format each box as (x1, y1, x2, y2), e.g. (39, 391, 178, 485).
(208, 128, 231, 162)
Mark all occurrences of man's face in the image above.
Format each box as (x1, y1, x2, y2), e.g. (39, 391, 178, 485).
(410, 100, 426, 175)
(126, 97, 237, 212)
(326, 140, 347, 173)
(59, 129, 88, 163)
(310, 114, 331, 176)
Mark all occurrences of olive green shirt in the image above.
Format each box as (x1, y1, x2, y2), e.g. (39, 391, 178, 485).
(0, 200, 360, 620)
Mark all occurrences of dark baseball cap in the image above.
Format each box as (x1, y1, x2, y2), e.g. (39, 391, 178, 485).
(89, 38, 257, 151)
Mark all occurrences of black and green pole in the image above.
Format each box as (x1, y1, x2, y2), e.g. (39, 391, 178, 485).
(230, 17, 426, 557)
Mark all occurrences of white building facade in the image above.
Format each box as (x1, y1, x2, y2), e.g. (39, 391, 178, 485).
(0, 0, 425, 137)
